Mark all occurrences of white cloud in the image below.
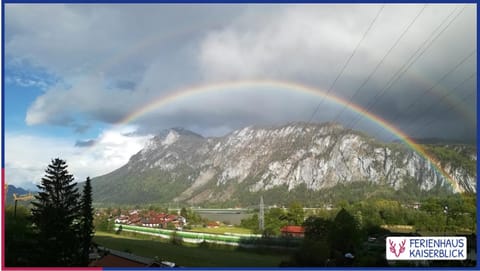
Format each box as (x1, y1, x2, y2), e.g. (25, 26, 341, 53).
(198, 5, 377, 81)
(5, 126, 152, 189)
(25, 74, 144, 126)
(10, 5, 236, 128)
(198, 5, 476, 88)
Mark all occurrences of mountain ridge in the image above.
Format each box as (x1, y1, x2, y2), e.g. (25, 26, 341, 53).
(91, 122, 476, 206)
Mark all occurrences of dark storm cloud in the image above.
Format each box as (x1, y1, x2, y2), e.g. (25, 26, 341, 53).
(7, 4, 476, 142)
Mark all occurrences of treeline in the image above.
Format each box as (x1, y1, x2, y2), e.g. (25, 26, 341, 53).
(242, 206, 385, 266)
(239, 194, 476, 267)
(240, 193, 475, 236)
(241, 198, 475, 267)
(240, 202, 304, 236)
(230, 177, 466, 208)
(6, 158, 94, 267)
(344, 195, 476, 233)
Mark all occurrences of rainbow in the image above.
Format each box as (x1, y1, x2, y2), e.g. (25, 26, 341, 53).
(85, 21, 475, 125)
(117, 79, 460, 192)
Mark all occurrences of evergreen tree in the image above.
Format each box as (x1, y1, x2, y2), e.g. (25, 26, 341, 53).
(31, 158, 81, 266)
(293, 216, 332, 266)
(80, 177, 94, 265)
(329, 208, 360, 254)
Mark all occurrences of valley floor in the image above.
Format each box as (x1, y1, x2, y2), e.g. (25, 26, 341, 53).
(93, 231, 290, 267)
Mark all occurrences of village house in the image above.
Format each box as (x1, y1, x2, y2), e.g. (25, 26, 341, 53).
(115, 210, 186, 229)
(141, 216, 164, 228)
(280, 225, 305, 238)
(128, 213, 142, 225)
(114, 215, 129, 224)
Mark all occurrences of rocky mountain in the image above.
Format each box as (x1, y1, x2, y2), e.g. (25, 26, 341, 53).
(91, 123, 476, 206)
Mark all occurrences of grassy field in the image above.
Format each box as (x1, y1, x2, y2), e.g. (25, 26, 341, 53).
(190, 226, 253, 235)
(93, 231, 289, 267)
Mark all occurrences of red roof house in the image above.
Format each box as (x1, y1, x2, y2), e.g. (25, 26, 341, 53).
(280, 225, 305, 238)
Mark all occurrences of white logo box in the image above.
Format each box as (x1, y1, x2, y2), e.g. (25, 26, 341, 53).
(386, 236, 467, 260)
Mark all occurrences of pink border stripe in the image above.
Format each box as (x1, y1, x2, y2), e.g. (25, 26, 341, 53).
(2, 167, 5, 269)
(4, 268, 102, 270)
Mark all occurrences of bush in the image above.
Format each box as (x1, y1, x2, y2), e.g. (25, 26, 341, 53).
(170, 231, 183, 245)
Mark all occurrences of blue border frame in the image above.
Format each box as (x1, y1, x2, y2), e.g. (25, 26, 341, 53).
(1, 0, 478, 3)
(476, 3, 479, 271)
(1, 1, 478, 271)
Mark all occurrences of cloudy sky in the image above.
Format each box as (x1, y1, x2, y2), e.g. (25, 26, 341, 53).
(4, 4, 476, 190)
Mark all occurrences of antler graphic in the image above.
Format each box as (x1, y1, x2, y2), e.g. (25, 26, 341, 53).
(389, 239, 407, 257)
(389, 240, 397, 255)
(398, 239, 406, 255)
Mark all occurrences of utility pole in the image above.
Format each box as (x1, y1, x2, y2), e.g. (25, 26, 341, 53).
(259, 196, 264, 232)
(13, 193, 34, 218)
(443, 205, 449, 236)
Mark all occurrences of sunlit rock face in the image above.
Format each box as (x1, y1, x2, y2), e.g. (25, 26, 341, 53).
(92, 122, 476, 205)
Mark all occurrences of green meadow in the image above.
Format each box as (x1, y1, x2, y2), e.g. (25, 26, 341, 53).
(93, 231, 289, 267)
(190, 226, 253, 235)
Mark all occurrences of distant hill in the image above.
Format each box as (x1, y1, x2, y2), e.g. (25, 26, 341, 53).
(5, 185, 34, 206)
(90, 122, 476, 206)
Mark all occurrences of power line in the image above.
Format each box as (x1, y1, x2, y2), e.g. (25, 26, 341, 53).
(306, 5, 384, 124)
(392, 50, 475, 126)
(406, 73, 476, 139)
(333, 4, 428, 124)
(409, 92, 475, 141)
(347, 5, 468, 131)
(280, 6, 385, 206)
(383, 50, 475, 143)
(347, 5, 466, 130)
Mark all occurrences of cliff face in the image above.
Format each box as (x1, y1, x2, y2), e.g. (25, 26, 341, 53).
(91, 123, 476, 205)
